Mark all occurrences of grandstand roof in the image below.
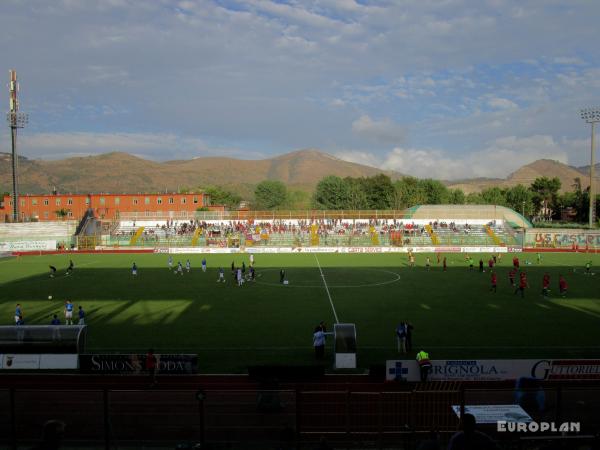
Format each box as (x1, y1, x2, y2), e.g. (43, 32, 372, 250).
(407, 204, 532, 228)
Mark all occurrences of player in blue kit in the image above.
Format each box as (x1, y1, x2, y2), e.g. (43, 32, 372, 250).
(64, 300, 74, 325)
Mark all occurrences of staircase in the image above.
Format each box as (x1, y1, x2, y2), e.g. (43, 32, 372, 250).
(424, 224, 440, 245)
(129, 227, 145, 245)
(191, 228, 202, 246)
(310, 224, 319, 246)
(370, 226, 380, 245)
(484, 225, 503, 245)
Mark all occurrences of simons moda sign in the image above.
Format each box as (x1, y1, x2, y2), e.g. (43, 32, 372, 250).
(80, 354, 198, 374)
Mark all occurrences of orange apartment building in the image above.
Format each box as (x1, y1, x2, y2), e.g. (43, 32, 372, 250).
(0, 192, 212, 222)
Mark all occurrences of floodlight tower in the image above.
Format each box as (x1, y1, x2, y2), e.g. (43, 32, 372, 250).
(580, 108, 600, 229)
(6, 70, 28, 222)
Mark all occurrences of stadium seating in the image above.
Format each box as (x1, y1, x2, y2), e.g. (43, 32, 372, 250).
(0, 221, 77, 242)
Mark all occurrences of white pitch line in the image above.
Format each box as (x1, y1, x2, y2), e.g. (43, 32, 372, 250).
(314, 254, 339, 324)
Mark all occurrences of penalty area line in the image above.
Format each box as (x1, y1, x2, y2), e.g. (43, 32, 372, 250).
(314, 254, 339, 324)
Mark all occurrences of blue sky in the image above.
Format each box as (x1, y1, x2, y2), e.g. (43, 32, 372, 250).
(1, 0, 599, 179)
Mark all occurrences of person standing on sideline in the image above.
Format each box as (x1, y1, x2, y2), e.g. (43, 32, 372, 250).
(132, 262, 138, 276)
(64, 300, 74, 325)
(479, 259, 484, 273)
(313, 328, 328, 360)
(78, 306, 85, 325)
(202, 257, 207, 272)
(145, 349, 158, 386)
(14, 303, 23, 325)
(51, 314, 60, 325)
(249, 253, 255, 267)
(396, 322, 407, 353)
(416, 350, 432, 382)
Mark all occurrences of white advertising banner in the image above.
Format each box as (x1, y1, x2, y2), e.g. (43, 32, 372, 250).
(386, 359, 600, 382)
(0, 240, 57, 252)
(40, 354, 79, 369)
(1, 354, 41, 370)
(147, 246, 513, 255)
(451, 405, 533, 424)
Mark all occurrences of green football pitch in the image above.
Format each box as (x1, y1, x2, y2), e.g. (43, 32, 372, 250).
(1, 252, 599, 373)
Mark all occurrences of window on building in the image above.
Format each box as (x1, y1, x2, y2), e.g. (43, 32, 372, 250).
(67, 211, 73, 217)
(100, 197, 105, 205)
(145, 197, 150, 205)
(8, 200, 12, 206)
(169, 197, 174, 204)
(67, 198, 73, 205)
(180, 211, 187, 217)
(115, 197, 120, 205)
(20, 199, 25, 207)
(32, 199, 38, 206)
(85, 198, 90, 205)
(181, 197, 187, 204)
(44, 199, 49, 206)
(193, 196, 198, 204)
(157, 197, 162, 205)
(133, 198, 139, 205)
(145, 210, 150, 217)
(56, 198, 61, 206)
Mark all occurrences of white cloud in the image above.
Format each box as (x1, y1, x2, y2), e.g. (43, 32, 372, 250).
(351, 115, 406, 144)
(12, 131, 265, 161)
(336, 135, 574, 180)
(487, 97, 518, 110)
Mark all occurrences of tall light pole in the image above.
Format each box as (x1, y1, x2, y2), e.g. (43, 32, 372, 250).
(6, 70, 28, 222)
(581, 108, 600, 229)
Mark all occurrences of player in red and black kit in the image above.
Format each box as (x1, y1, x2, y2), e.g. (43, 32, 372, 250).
(541, 272, 550, 298)
(559, 275, 568, 298)
(490, 271, 497, 293)
(512, 256, 520, 269)
(488, 257, 494, 270)
(443, 257, 447, 272)
(514, 272, 528, 298)
(508, 268, 517, 287)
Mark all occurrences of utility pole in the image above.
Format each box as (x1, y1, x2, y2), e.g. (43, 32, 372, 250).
(6, 70, 28, 222)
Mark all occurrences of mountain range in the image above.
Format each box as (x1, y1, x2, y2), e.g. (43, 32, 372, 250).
(0, 149, 597, 197)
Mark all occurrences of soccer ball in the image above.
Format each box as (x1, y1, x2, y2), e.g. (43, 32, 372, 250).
(48, 295, 52, 300)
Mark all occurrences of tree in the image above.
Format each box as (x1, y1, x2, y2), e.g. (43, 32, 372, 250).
(466, 192, 483, 204)
(345, 181, 369, 210)
(358, 174, 395, 209)
(448, 189, 465, 205)
(203, 186, 242, 209)
(393, 177, 427, 208)
(419, 179, 450, 204)
(254, 180, 288, 210)
(480, 187, 507, 206)
(312, 176, 350, 210)
(529, 177, 561, 220)
(505, 184, 534, 219)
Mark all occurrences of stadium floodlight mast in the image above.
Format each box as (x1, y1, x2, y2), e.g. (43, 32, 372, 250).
(580, 108, 600, 229)
(6, 70, 28, 222)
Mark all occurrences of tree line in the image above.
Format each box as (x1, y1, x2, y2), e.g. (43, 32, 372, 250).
(199, 174, 599, 223)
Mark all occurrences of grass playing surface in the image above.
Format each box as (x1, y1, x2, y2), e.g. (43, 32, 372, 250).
(1, 252, 599, 373)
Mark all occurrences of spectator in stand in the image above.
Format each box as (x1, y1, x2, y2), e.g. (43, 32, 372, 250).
(447, 413, 499, 450)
